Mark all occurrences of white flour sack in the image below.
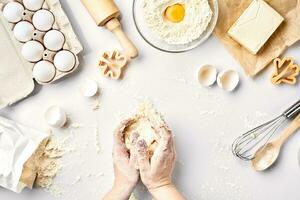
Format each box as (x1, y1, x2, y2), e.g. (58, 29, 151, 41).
(0, 116, 49, 193)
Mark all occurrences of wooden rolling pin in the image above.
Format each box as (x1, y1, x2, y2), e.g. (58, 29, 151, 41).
(81, 0, 138, 59)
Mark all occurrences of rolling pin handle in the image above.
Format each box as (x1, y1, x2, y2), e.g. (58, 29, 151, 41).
(106, 18, 139, 59)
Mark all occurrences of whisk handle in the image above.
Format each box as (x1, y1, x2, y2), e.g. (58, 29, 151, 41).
(283, 100, 300, 119)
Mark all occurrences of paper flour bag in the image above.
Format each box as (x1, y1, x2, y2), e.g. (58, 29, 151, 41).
(0, 116, 49, 193)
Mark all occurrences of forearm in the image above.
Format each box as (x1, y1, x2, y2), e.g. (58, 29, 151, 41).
(103, 184, 133, 200)
(150, 184, 186, 200)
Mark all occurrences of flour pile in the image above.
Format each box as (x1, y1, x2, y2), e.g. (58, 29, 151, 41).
(35, 137, 64, 188)
(142, 0, 213, 44)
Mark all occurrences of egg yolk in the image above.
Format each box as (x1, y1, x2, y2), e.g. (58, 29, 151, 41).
(164, 4, 185, 23)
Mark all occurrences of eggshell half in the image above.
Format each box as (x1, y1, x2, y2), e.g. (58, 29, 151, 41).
(13, 21, 34, 42)
(21, 41, 44, 62)
(32, 9, 54, 31)
(43, 30, 65, 51)
(23, 0, 45, 11)
(3, 2, 24, 23)
(217, 70, 240, 92)
(80, 79, 98, 97)
(32, 60, 56, 83)
(198, 64, 217, 87)
(53, 50, 76, 72)
(44, 105, 67, 128)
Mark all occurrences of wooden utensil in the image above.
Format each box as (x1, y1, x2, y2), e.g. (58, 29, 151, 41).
(81, 0, 138, 59)
(252, 113, 300, 171)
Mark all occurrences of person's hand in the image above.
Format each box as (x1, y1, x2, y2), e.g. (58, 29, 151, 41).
(103, 120, 139, 200)
(136, 126, 176, 192)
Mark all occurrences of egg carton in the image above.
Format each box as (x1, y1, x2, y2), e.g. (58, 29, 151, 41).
(0, 0, 83, 85)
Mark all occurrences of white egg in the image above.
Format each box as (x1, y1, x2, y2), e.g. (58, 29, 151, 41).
(198, 64, 217, 87)
(21, 41, 44, 62)
(54, 50, 76, 72)
(43, 30, 65, 51)
(13, 21, 34, 42)
(32, 9, 54, 31)
(23, 0, 45, 11)
(2, 2, 24, 23)
(80, 79, 99, 97)
(44, 105, 67, 128)
(32, 60, 56, 83)
(217, 69, 240, 92)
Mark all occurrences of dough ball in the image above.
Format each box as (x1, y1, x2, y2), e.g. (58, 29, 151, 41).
(124, 117, 159, 157)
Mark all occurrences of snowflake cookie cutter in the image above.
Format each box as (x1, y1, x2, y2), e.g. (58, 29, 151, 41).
(98, 50, 128, 80)
(271, 57, 300, 85)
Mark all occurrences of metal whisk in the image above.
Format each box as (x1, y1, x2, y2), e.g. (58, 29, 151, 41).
(232, 100, 300, 161)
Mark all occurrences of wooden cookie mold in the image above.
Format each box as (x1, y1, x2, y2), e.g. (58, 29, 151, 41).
(271, 57, 300, 85)
(98, 50, 127, 80)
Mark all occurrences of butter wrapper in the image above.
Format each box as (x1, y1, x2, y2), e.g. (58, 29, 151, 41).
(0, 116, 49, 193)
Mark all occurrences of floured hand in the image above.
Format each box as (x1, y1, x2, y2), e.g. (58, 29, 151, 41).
(136, 126, 185, 199)
(103, 120, 139, 200)
(136, 126, 176, 190)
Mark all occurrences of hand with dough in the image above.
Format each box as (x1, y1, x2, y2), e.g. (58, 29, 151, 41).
(103, 120, 139, 200)
(136, 126, 186, 200)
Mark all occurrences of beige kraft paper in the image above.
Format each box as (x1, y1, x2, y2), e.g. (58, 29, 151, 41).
(214, 0, 300, 77)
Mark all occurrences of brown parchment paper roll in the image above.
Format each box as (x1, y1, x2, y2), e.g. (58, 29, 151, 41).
(214, 0, 300, 77)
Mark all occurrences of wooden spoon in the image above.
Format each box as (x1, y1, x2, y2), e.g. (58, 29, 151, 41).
(252, 113, 300, 171)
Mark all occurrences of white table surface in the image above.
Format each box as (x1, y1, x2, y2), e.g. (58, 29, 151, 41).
(1, 0, 300, 199)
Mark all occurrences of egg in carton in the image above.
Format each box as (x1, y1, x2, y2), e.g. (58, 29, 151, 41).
(0, 0, 83, 85)
(0, 0, 82, 108)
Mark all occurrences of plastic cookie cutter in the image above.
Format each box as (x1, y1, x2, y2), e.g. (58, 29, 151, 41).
(98, 50, 128, 79)
(271, 57, 300, 85)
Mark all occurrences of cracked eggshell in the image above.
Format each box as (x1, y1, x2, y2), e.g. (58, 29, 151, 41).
(80, 79, 98, 97)
(43, 30, 65, 51)
(54, 50, 76, 72)
(32, 60, 56, 83)
(13, 21, 34, 42)
(217, 69, 239, 92)
(32, 9, 54, 31)
(21, 40, 44, 62)
(198, 65, 217, 87)
(23, 0, 45, 11)
(2, 2, 24, 23)
(45, 105, 67, 128)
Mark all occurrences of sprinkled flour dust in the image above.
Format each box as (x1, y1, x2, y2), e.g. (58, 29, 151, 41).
(129, 193, 138, 200)
(95, 125, 101, 154)
(143, 0, 213, 44)
(198, 132, 253, 200)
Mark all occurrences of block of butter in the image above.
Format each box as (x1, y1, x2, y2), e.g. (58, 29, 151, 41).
(228, 0, 284, 55)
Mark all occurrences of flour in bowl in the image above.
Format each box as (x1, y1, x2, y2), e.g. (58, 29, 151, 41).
(142, 0, 213, 45)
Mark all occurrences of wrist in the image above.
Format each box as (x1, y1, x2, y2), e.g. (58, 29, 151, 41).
(149, 183, 174, 195)
(108, 181, 134, 200)
(149, 184, 185, 200)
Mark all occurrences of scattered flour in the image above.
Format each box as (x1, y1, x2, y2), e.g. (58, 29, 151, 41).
(129, 193, 138, 200)
(198, 132, 253, 200)
(95, 125, 101, 154)
(72, 176, 82, 185)
(92, 98, 101, 111)
(243, 111, 269, 129)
